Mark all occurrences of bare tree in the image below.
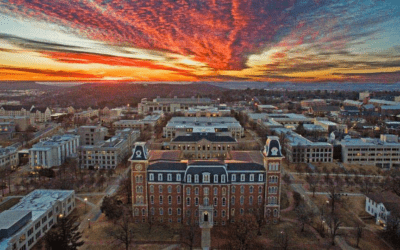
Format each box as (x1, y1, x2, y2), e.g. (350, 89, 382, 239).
(327, 215, 342, 246)
(306, 174, 319, 197)
(252, 205, 265, 235)
(355, 223, 364, 248)
(180, 215, 196, 250)
(327, 180, 341, 216)
(295, 204, 314, 232)
(275, 229, 290, 250)
(107, 210, 135, 250)
(282, 173, 292, 188)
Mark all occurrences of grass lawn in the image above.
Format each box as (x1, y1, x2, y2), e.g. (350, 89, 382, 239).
(343, 228, 391, 250)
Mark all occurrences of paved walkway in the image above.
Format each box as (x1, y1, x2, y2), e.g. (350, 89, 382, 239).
(305, 192, 365, 197)
(289, 172, 384, 178)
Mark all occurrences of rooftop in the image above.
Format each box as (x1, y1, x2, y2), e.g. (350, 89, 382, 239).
(11, 189, 74, 212)
(172, 133, 236, 143)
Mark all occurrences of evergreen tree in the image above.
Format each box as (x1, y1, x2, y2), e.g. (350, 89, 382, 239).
(45, 215, 84, 250)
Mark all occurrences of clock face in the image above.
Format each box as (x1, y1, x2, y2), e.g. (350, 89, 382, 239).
(135, 164, 142, 171)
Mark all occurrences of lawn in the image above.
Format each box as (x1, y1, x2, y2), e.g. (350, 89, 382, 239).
(343, 228, 391, 250)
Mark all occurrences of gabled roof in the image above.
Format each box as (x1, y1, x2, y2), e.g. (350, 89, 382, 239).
(130, 143, 148, 160)
(31, 107, 49, 113)
(0, 105, 32, 111)
(172, 133, 236, 143)
(366, 191, 400, 216)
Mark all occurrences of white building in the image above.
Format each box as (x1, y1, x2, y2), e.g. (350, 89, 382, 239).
(80, 129, 140, 169)
(113, 115, 162, 131)
(77, 125, 108, 146)
(339, 134, 400, 169)
(0, 146, 19, 170)
(163, 117, 244, 139)
(178, 106, 231, 117)
(138, 96, 215, 114)
(365, 191, 400, 227)
(29, 134, 80, 168)
(273, 128, 333, 163)
(0, 189, 75, 250)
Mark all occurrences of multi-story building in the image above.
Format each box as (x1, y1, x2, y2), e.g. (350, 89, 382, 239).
(0, 105, 51, 123)
(248, 113, 313, 126)
(77, 126, 108, 146)
(73, 107, 99, 120)
(29, 134, 80, 168)
(339, 134, 400, 169)
(343, 100, 363, 108)
(79, 129, 140, 169)
(138, 96, 215, 114)
(0, 146, 19, 170)
(113, 115, 162, 131)
(130, 137, 283, 226)
(0, 116, 33, 131)
(163, 117, 244, 139)
(300, 99, 326, 108)
(274, 128, 333, 163)
(166, 132, 238, 159)
(0, 122, 15, 139)
(0, 189, 75, 250)
(179, 106, 231, 117)
(368, 99, 400, 107)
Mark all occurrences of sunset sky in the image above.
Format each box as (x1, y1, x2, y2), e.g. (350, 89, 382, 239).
(1, 0, 400, 82)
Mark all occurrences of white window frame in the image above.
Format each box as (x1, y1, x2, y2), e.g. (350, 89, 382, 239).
(167, 174, 172, 181)
(158, 174, 163, 181)
(250, 174, 254, 181)
(203, 173, 210, 183)
(187, 174, 192, 183)
(149, 173, 154, 181)
(195, 174, 199, 183)
(259, 174, 263, 182)
(221, 175, 226, 183)
(214, 175, 218, 183)
(240, 174, 245, 182)
(176, 174, 181, 181)
(232, 174, 236, 182)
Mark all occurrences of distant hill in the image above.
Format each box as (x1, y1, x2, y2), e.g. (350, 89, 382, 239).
(0, 81, 66, 91)
(35, 82, 227, 108)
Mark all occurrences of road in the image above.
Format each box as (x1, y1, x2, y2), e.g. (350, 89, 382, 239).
(78, 166, 130, 232)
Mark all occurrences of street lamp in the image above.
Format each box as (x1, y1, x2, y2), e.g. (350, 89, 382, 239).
(88, 218, 91, 229)
(84, 198, 87, 213)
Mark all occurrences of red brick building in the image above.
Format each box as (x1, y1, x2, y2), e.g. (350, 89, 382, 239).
(130, 136, 283, 226)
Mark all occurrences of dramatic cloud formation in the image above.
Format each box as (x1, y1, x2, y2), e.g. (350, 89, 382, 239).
(0, 0, 399, 82)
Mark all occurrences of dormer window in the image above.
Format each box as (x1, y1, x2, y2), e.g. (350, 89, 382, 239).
(167, 174, 172, 181)
(232, 174, 236, 182)
(149, 173, 154, 181)
(187, 174, 192, 183)
(203, 173, 210, 183)
(195, 174, 199, 183)
(158, 174, 163, 181)
(258, 174, 263, 182)
(221, 175, 226, 183)
(214, 175, 218, 183)
(240, 174, 245, 182)
(250, 174, 254, 182)
(176, 174, 181, 181)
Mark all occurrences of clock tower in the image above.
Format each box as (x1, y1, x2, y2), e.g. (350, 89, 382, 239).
(129, 142, 149, 222)
(263, 136, 284, 223)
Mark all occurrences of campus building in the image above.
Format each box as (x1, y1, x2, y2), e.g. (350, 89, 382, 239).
(0, 189, 75, 250)
(138, 96, 215, 114)
(130, 137, 283, 226)
(273, 128, 333, 163)
(29, 134, 80, 168)
(77, 125, 108, 146)
(166, 132, 238, 160)
(339, 134, 400, 169)
(163, 117, 244, 139)
(0, 105, 51, 123)
(79, 129, 140, 169)
(0, 146, 19, 170)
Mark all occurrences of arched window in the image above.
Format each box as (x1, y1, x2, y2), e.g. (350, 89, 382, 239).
(177, 196, 181, 204)
(222, 197, 226, 206)
(273, 209, 278, 217)
(204, 187, 209, 195)
(134, 208, 139, 216)
(186, 187, 191, 195)
(195, 197, 199, 206)
(214, 210, 218, 217)
(204, 197, 209, 206)
(168, 195, 172, 204)
(249, 196, 253, 205)
(168, 185, 172, 193)
(150, 195, 154, 204)
(150, 185, 154, 193)
(249, 186, 254, 193)
(159, 185, 163, 193)
(222, 187, 226, 196)
(186, 198, 191, 206)
(159, 208, 163, 215)
(240, 196, 244, 205)
(168, 208, 172, 215)
(240, 208, 244, 215)
(231, 196, 235, 205)
(177, 186, 181, 193)
(231, 186, 236, 193)
(177, 208, 181, 215)
(159, 196, 163, 204)
(214, 187, 218, 195)
(142, 209, 146, 216)
(214, 198, 218, 206)
(151, 208, 155, 215)
(195, 187, 199, 195)
(258, 186, 262, 193)
(222, 210, 226, 217)
(258, 196, 262, 205)
(240, 186, 244, 194)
